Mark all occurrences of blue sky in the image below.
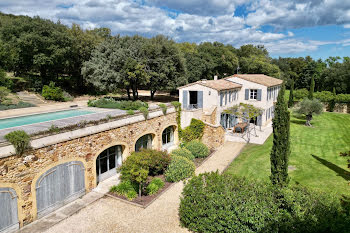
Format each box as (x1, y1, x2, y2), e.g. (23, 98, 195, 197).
(1, 0, 350, 59)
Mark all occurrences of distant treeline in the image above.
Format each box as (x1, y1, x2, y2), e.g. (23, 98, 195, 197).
(0, 12, 349, 98)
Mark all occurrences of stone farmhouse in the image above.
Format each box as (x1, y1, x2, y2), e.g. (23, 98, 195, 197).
(0, 105, 224, 232)
(0, 73, 282, 232)
(178, 74, 283, 129)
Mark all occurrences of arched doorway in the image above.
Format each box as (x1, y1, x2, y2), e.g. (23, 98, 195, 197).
(135, 134, 153, 152)
(96, 145, 123, 183)
(0, 187, 19, 232)
(36, 161, 85, 218)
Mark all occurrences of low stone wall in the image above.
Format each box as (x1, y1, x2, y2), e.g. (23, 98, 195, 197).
(201, 123, 225, 150)
(0, 112, 177, 227)
(323, 102, 350, 114)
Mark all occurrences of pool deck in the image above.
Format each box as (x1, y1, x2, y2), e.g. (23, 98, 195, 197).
(0, 107, 127, 142)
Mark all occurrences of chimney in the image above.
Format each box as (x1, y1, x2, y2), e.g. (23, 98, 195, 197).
(214, 75, 218, 81)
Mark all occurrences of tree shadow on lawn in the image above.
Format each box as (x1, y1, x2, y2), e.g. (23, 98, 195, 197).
(312, 154, 350, 181)
(290, 119, 306, 125)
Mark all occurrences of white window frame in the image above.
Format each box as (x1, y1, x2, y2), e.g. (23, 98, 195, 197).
(249, 89, 258, 100)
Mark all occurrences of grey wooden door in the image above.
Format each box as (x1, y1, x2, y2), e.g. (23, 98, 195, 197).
(36, 161, 85, 218)
(0, 187, 19, 233)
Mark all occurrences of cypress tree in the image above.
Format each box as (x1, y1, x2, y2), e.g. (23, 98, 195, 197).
(288, 80, 294, 108)
(309, 76, 315, 99)
(270, 84, 290, 186)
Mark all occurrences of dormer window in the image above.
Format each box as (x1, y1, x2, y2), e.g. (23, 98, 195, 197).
(249, 89, 258, 100)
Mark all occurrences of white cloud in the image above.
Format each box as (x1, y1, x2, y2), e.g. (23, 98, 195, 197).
(0, 0, 349, 56)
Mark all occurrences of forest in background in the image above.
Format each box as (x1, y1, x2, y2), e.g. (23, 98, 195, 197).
(0, 12, 349, 99)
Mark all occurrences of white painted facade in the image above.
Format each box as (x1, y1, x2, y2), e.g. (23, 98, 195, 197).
(179, 77, 281, 128)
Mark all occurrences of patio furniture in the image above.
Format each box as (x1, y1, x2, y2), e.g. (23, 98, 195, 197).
(233, 123, 248, 133)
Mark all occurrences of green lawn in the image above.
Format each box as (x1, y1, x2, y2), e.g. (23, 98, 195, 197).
(225, 112, 350, 196)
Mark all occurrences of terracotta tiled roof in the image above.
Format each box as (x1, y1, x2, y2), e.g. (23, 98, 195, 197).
(178, 79, 242, 91)
(225, 74, 283, 87)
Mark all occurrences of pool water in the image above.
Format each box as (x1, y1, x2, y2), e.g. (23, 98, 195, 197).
(0, 109, 95, 130)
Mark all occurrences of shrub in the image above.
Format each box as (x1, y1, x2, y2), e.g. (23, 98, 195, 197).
(0, 101, 35, 110)
(49, 124, 60, 133)
(158, 103, 167, 115)
(294, 88, 309, 100)
(0, 86, 10, 104)
(171, 101, 181, 109)
(170, 148, 195, 161)
(0, 70, 12, 89)
(179, 173, 280, 233)
(335, 94, 350, 103)
(184, 140, 209, 158)
(119, 149, 171, 181)
(314, 91, 334, 102)
(181, 118, 205, 143)
(126, 190, 138, 200)
(139, 107, 149, 119)
(5, 130, 31, 155)
(146, 178, 165, 195)
(165, 156, 195, 182)
(110, 180, 138, 196)
(88, 98, 148, 110)
(179, 172, 350, 233)
(127, 109, 134, 115)
(42, 82, 64, 101)
(63, 91, 73, 101)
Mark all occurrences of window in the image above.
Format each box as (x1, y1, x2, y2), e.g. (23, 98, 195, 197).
(249, 89, 258, 100)
(162, 126, 174, 146)
(135, 134, 153, 151)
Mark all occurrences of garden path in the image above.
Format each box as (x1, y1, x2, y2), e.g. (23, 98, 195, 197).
(43, 142, 246, 233)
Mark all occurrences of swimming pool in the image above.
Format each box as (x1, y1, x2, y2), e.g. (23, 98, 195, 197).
(0, 109, 95, 130)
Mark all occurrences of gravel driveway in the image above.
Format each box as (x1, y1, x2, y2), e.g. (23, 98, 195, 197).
(44, 142, 246, 233)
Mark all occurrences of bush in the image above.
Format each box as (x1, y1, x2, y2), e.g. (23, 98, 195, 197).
(181, 118, 205, 143)
(119, 149, 171, 181)
(0, 86, 10, 104)
(110, 180, 138, 195)
(294, 88, 309, 100)
(184, 140, 209, 158)
(146, 178, 165, 195)
(42, 82, 64, 101)
(179, 173, 279, 233)
(0, 101, 35, 111)
(170, 148, 195, 161)
(313, 91, 334, 102)
(158, 103, 167, 115)
(165, 156, 195, 182)
(88, 98, 148, 110)
(139, 107, 149, 120)
(335, 94, 350, 103)
(127, 109, 134, 115)
(110, 180, 138, 200)
(5, 130, 31, 155)
(0, 70, 13, 89)
(179, 172, 350, 233)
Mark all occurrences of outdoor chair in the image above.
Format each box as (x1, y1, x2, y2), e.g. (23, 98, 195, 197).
(235, 127, 242, 133)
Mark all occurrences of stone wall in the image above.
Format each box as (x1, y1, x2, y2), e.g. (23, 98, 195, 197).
(201, 123, 225, 150)
(323, 102, 350, 114)
(0, 112, 177, 227)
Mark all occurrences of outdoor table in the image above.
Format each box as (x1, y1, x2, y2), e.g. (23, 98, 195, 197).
(233, 123, 248, 133)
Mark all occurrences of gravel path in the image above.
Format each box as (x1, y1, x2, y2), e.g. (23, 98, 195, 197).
(44, 142, 246, 233)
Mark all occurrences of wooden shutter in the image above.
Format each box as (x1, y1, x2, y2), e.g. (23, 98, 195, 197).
(197, 91, 203, 108)
(257, 89, 262, 101)
(245, 89, 249, 100)
(182, 91, 188, 109)
(220, 92, 223, 106)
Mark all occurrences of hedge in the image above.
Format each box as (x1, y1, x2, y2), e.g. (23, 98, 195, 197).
(88, 98, 148, 110)
(170, 148, 195, 161)
(165, 156, 195, 182)
(181, 118, 205, 143)
(184, 140, 209, 158)
(179, 172, 350, 233)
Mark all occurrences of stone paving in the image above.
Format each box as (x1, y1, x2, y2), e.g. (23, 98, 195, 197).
(225, 122, 273, 144)
(37, 142, 246, 233)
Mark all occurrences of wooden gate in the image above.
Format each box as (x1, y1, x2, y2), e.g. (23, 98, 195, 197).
(36, 161, 85, 218)
(0, 187, 19, 232)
